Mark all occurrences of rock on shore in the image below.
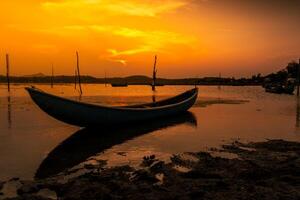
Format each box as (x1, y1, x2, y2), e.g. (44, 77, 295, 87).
(1, 139, 300, 200)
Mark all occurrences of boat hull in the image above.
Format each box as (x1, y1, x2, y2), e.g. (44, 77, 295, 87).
(26, 87, 198, 127)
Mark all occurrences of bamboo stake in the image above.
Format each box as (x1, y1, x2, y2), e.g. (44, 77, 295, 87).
(7, 95, 12, 128)
(6, 54, 10, 92)
(51, 63, 54, 88)
(218, 72, 221, 90)
(104, 70, 107, 87)
(75, 69, 77, 89)
(76, 51, 83, 94)
(195, 76, 198, 88)
(152, 55, 157, 91)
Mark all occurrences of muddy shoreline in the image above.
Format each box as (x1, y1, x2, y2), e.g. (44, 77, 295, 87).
(1, 139, 299, 200)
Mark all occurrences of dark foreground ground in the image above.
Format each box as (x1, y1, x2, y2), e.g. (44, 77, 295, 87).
(1, 139, 299, 200)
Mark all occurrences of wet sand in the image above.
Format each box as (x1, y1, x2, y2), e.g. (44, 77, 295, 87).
(1, 139, 299, 200)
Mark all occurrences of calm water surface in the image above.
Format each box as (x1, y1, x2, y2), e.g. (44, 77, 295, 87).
(0, 84, 300, 180)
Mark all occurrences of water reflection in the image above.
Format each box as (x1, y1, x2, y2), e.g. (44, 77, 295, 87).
(35, 112, 197, 179)
(152, 94, 156, 103)
(7, 95, 12, 128)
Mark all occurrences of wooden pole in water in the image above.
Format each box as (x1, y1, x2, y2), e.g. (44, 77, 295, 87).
(218, 72, 221, 90)
(297, 58, 300, 96)
(152, 55, 157, 91)
(74, 69, 77, 89)
(76, 51, 83, 94)
(104, 70, 107, 87)
(51, 63, 54, 88)
(7, 95, 12, 128)
(6, 54, 10, 92)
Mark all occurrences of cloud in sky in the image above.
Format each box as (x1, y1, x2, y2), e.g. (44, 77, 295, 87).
(35, 0, 196, 62)
(110, 59, 127, 66)
(12, 23, 195, 57)
(41, 0, 188, 17)
(107, 47, 153, 57)
(2, 0, 300, 77)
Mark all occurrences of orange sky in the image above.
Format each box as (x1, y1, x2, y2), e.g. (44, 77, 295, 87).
(0, 0, 300, 78)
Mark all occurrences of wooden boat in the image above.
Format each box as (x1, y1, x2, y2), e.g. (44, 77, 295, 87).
(264, 83, 295, 95)
(263, 78, 295, 95)
(25, 87, 198, 127)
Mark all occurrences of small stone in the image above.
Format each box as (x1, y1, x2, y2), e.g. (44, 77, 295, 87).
(150, 161, 165, 172)
(84, 164, 95, 170)
(142, 155, 157, 167)
(117, 152, 127, 156)
(17, 182, 39, 195)
(36, 188, 57, 200)
(9, 177, 20, 182)
(132, 169, 158, 183)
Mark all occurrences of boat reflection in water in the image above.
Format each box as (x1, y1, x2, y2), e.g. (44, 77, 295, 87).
(35, 112, 197, 179)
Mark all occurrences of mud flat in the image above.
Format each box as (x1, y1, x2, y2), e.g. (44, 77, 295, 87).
(1, 139, 299, 200)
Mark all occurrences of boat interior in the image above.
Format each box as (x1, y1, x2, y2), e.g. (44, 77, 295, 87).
(123, 88, 198, 108)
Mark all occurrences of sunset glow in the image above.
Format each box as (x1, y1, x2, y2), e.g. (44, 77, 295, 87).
(1, 0, 300, 77)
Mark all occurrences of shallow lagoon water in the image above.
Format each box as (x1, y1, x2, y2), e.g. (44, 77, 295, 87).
(0, 84, 300, 180)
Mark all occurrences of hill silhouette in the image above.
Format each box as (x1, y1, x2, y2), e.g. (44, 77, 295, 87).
(0, 74, 261, 86)
(22, 73, 46, 77)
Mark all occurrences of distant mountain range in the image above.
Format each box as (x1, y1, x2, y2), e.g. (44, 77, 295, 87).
(22, 73, 46, 77)
(0, 74, 262, 86)
(1, 59, 297, 86)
